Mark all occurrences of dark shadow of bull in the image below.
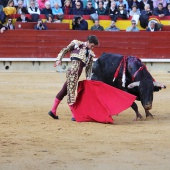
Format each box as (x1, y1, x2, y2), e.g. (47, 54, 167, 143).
(91, 53, 166, 120)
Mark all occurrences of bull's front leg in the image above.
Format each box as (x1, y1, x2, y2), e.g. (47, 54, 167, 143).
(145, 109, 154, 118)
(131, 102, 143, 121)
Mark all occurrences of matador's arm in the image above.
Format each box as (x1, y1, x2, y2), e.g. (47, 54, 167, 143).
(56, 40, 83, 61)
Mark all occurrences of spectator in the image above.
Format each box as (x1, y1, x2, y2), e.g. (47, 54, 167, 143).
(106, 0, 115, 10)
(72, 15, 88, 30)
(41, 1, 53, 19)
(34, 19, 48, 30)
(96, 2, 106, 15)
(146, 21, 162, 31)
(70, 1, 84, 15)
(153, 3, 167, 17)
(72, 0, 83, 9)
(153, 0, 167, 8)
(16, 12, 31, 22)
(129, 0, 140, 10)
(126, 19, 139, 31)
(62, 0, 72, 15)
(28, 0, 40, 22)
(103, 0, 109, 9)
(28, 0, 40, 14)
(27, 0, 38, 8)
(116, 0, 129, 11)
(107, 1, 118, 21)
(5, 18, 15, 29)
(83, 0, 95, 8)
(84, 1, 96, 15)
(115, 3, 128, 21)
(0, 4, 6, 24)
(52, 2, 64, 21)
(45, 13, 58, 22)
(14, 0, 27, 7)
(15, 0, 28, 14)
(0, 23, 7, 33)
(3, 0, 16, 15)
(166, 3, 170, 15)
(105, 20, 120, 31)
(38, 0, 48, 10)
(140, 3, 152, 28)
(50, 0, 62, 8)
(139, 0, 153, 11)
(91, 20, 104, 30)
(129, 4, 140, 16)
(129, 4, 140, 24)
(94, 0, 104, 9)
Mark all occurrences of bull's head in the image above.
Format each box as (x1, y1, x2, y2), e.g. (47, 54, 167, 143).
(127, 80, 166, 110)
(91, 59, 104, 81)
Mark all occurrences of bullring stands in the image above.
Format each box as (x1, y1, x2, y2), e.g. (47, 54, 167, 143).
(1, 17, 170, 72)
(9, 14, 170, 30)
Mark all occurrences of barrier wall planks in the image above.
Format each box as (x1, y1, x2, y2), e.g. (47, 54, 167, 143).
(0, 30, 170, 59)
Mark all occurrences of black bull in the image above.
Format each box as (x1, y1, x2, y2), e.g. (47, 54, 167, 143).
(91, 53, 166, 119)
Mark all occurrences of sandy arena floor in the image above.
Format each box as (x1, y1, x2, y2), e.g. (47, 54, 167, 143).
(0, 71, 170, 170)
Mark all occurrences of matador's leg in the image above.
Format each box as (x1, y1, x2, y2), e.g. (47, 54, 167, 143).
(67, 60, 80, 105)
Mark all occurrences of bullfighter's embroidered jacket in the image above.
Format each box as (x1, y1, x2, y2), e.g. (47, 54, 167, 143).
(56, 40, 95, 78)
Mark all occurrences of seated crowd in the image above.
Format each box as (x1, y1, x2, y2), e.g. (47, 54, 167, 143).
(0, 0, 170, 32)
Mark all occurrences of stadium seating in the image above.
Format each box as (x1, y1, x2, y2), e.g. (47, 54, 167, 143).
(10, 14, 170, 30)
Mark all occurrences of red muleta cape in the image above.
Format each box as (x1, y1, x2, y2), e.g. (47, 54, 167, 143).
(70, 80, 136, 124)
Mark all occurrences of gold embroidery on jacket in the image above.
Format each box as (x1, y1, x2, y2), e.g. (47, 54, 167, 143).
(56, 39, 96, 80)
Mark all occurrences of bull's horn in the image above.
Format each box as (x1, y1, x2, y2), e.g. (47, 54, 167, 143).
(127, 82, 140, 89)
(153, 82, 166, 89)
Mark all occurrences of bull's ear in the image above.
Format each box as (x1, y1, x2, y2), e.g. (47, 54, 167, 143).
(153, 82, 166, 89)
(127, 82, 140, 89)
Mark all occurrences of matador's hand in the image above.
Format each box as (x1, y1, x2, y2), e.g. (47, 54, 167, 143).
(54, 60, 61, 67)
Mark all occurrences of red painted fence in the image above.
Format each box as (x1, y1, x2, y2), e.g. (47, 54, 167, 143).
(0, 30, 170, 59)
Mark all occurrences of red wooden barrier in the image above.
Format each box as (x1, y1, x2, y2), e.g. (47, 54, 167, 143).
(0, 30, 170, 59)
(162, 25, 170, 31)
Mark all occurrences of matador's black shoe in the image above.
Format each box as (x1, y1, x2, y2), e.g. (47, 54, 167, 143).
(71, 117, 76, 121)
(48, 111, 59, 119)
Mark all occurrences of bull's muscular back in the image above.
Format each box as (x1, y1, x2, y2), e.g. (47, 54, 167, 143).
(92, 53, 124, 89)
(92, 53, 153, 90)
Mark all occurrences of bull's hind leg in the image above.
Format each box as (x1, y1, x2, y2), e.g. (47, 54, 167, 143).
(145, 109, 154, 118)
(131, 102, 143, 121)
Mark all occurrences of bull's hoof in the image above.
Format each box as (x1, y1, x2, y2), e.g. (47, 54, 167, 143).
(133, 113, 143, 121)
(145, 115, 155, 120)
(48, 111, 59, 119)
(133, 116, 144, 121)
(146, 113, 154, 119)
